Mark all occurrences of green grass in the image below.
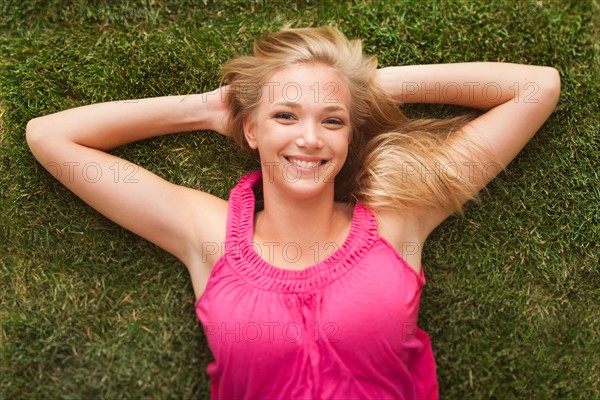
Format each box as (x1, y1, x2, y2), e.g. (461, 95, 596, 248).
(1, 0, 598, 398)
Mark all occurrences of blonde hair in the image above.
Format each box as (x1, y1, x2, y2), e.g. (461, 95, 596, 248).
(221, 26, 492, 214)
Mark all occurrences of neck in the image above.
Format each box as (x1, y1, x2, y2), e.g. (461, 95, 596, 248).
(256, 183, 344, 250)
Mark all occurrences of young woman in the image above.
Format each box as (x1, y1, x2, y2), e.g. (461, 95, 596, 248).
(26, 26, 560, 399)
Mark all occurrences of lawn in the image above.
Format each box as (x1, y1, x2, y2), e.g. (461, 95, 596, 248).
(1, 0, 598, 398)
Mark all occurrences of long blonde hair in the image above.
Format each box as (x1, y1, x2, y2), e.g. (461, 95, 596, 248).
(221, 26, 489, 213)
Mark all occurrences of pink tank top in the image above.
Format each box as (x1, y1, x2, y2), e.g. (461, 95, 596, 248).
(195, 170, 439, 399)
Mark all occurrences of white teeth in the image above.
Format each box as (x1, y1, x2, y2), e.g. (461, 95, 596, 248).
(288, 158, 322, 169)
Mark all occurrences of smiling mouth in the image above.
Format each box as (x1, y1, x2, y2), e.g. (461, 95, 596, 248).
(285, 157, 326, 169)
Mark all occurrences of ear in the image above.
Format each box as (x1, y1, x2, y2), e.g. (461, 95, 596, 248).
(243, 117, 258, 150)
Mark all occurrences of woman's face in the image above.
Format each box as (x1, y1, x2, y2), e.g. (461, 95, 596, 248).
(244, 63, 351, 201)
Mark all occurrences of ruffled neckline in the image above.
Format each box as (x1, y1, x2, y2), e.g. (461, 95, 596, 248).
(224, 170, 378, 293)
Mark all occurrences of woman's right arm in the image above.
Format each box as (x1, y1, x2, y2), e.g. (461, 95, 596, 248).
(26, 89, 230, 289)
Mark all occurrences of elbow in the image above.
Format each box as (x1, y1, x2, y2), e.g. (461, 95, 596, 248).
(540, 66, 561, 106)
(25, 117, 42, 151)
(26, 116, 54, 158)
(25, 117, 50, 155)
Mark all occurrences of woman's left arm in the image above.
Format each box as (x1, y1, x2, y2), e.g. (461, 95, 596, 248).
(375, 63, 560, 234)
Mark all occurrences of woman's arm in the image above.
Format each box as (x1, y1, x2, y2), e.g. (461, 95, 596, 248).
(375, 62, 561, 237)
(27, 88, 230, 149)
(26, 89, 230, 277)
(376, 62, 560, 110)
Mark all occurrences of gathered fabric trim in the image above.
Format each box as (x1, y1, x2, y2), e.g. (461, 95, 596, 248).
(223, 170, 379, 293)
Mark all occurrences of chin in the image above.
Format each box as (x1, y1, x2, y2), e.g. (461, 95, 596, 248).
(280, 178, 335, 201)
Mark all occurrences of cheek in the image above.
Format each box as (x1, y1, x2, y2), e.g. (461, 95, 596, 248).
(253, 129, 288, 157)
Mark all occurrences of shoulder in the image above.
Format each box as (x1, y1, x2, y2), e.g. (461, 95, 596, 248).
(174, 187, 228, 267)
(180, 188, 228, 299)
(373, 208, 431, 274)
(185, 171, 260, 258)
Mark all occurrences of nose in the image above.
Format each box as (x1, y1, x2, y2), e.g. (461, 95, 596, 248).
(295, 122, 323, 150)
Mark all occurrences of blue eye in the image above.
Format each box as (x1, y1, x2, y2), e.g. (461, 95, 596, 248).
(274, 112, 295, 120)
(324, 118, 343, 125)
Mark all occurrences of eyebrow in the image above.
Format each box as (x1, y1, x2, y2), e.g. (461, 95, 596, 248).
(272, 101, 348, 113)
